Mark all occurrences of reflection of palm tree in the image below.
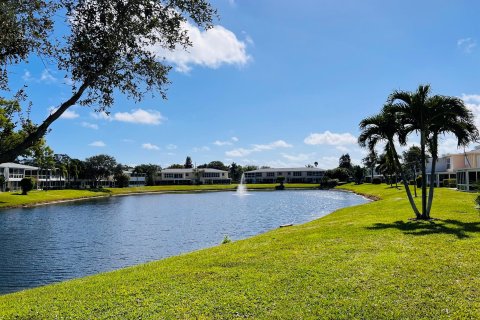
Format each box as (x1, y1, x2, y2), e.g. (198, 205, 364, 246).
(389, 85, 478, 219)
(359, 107, 420, 217)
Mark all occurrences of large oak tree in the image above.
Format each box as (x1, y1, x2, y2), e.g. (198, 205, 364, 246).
(0, 0, 216, 163)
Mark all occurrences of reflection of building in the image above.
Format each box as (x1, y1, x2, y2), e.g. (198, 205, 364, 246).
(425, 147, 480, 191)
(0, 162, 65, 191)
(156, 168, 231, 185)
(243, 168, 325, 184)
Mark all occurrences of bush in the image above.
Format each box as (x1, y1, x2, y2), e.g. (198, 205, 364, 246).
(443, 179, 456, 188)
(114, 174, 130, 188)
(20, 177, 35, 195)
(409, 180, 415, 185)
(320, 179, 339, 189)
(416, 176, 422, 188)
(372, 177, 382, 184)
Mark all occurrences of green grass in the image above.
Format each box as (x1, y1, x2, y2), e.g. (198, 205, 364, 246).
(1, 184, 480, 318)
(0, 183, 318, 209)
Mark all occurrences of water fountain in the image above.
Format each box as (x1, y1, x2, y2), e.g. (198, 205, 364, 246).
(236, 173, 249, 196)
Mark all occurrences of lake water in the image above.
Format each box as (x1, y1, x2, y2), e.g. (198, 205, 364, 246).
(0, 190, 368, 295)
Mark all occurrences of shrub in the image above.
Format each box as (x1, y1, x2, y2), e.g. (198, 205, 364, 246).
(475, 195, 480, 208)
(409, 180, 415, 185)
(320, 179, 339, 189)
(221, 235, 231, 244)
(372, 177, 382, 184)
(20, 177, 35, 195)
(114, 174, 130, 188)
(443, 179, 456, 188)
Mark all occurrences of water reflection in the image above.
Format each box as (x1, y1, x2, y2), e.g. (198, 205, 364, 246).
(0, 190, 367, 294)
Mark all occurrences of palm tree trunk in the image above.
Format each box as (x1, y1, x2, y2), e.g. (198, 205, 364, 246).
(420, 130, 427, 219)
(426, 137, 438, 218)
(390, 140, 421, 218)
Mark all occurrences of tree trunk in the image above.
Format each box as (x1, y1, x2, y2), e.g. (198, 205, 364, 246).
(0, 81, 90, 163)
(420, 130, 427, 219)
(426, 137, 438, 218)
(390, 140, 421, 218)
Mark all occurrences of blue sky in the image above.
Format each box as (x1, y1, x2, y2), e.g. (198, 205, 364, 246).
(6, 0, 480, 168)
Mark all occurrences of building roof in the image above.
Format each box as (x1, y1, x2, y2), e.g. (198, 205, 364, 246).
(245, 167, 325, 173)
(0, 162, 38, 170)
(161, 168, 228, 173)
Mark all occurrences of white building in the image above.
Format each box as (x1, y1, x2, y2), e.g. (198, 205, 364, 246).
(244, 167, 325, 184)
(157, 168, 231, 185)
(0, 162, 65, 191)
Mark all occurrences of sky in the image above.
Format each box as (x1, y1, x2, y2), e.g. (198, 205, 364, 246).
(5, 0, 480, 169)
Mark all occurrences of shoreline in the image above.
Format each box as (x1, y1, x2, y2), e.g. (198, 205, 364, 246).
(0, 185, 322, 211)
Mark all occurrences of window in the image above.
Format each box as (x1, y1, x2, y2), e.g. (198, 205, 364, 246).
(245, 173, 255, 178)
(293, 172, 302, 177)
(203, 172, 220, 178)
(446, 158, 451, 170)
(267, 172, 275, 177)
(255, 172, 262, 177)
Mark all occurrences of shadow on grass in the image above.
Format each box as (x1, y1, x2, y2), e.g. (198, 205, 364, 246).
(367, 219, 480, 239)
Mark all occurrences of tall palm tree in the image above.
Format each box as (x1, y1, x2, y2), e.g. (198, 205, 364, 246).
(389, 85, 478, 219)
(388, 85, 431, 218)
(359, 106, 421, 217)
(424, 95, 478, 217)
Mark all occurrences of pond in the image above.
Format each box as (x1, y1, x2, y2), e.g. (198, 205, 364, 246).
(0, 189, 368, 295)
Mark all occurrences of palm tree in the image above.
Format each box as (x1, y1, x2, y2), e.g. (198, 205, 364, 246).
(389, 85, 478, 219)
(359, 106, 421, 217)
(424, 95, 478, 217)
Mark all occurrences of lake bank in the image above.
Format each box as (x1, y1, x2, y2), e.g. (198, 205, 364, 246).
(0, 183, 319, 210)
(1, 184, 479, 318)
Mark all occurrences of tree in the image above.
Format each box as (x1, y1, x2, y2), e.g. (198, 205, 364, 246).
(168, 164, 184, 169)
(314, 161, 319, 167)
(339, 154, 353, 171)
(362, 150, 377, 182)
(133, 164, 161, 186)
(20, 177, 35, 195)
(359, 105, 420, 217)
(0, 0, 56, 90)
(184, 156, 193, 169)
(229, 162, 243, 183)
(84, 154, 117, 187)
(402, 146, 422, 197)
(389, 84, 478, 219)
(325, 168, 350, 182)
(198, 161, 229, 171)
(34, 145, 55, 190)
(352, 165, 365, 184)
(0, 0, 216, 163)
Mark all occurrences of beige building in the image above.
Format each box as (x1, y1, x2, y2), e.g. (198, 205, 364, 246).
(156, 168, 231, 185)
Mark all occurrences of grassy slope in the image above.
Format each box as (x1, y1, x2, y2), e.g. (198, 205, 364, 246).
(0, 184, 316, 209)
(1, 184, 480, 319)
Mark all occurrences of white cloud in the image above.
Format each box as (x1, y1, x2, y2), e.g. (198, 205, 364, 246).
(49, 107, 79, 119)
(89, 141, 106, 147)
(22, 70, 33, 81)
(113, 109, 164, 125)
(231, 136, 239, 142)
(152, 21, 251, 72)
(226, 140, 292, 157)
(81, 122, 99, 130)
(336, 146, 350, 152)
(213, 140, 233, 146)
(193, 146, 211, 152)
(304, 131, 357, 146)
(142, 143, 160, 150)
(91, 109, 164, 125)
(166, 144, 177, 150)
(461, 94, 480, 130)
(40, 69, 57, 83)
(457, 38, 477, 53)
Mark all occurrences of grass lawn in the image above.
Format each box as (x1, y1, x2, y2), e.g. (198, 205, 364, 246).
(1, 184, 480, 318)
(0, 183, 318, 209)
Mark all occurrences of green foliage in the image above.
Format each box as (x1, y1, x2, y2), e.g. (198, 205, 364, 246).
(168, 164, 184, 169)
(221, 235, 231, 244)
(184, 156, 193, 169)
(443, 179, 456, 188)
(19, 177, 35, 195)
(198, 161, 229, 171)
(320, 178, 339, 189)
(114, 173, 130, 188)
(0, 175, 5, 192)
(325, 167, 350, 182)
(338, 153, 353, 171)
(84, 154, 117, 186)
(372, 177, 382, 184)
(352, 165, 365, 184)
(1, 0, 216, 162)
